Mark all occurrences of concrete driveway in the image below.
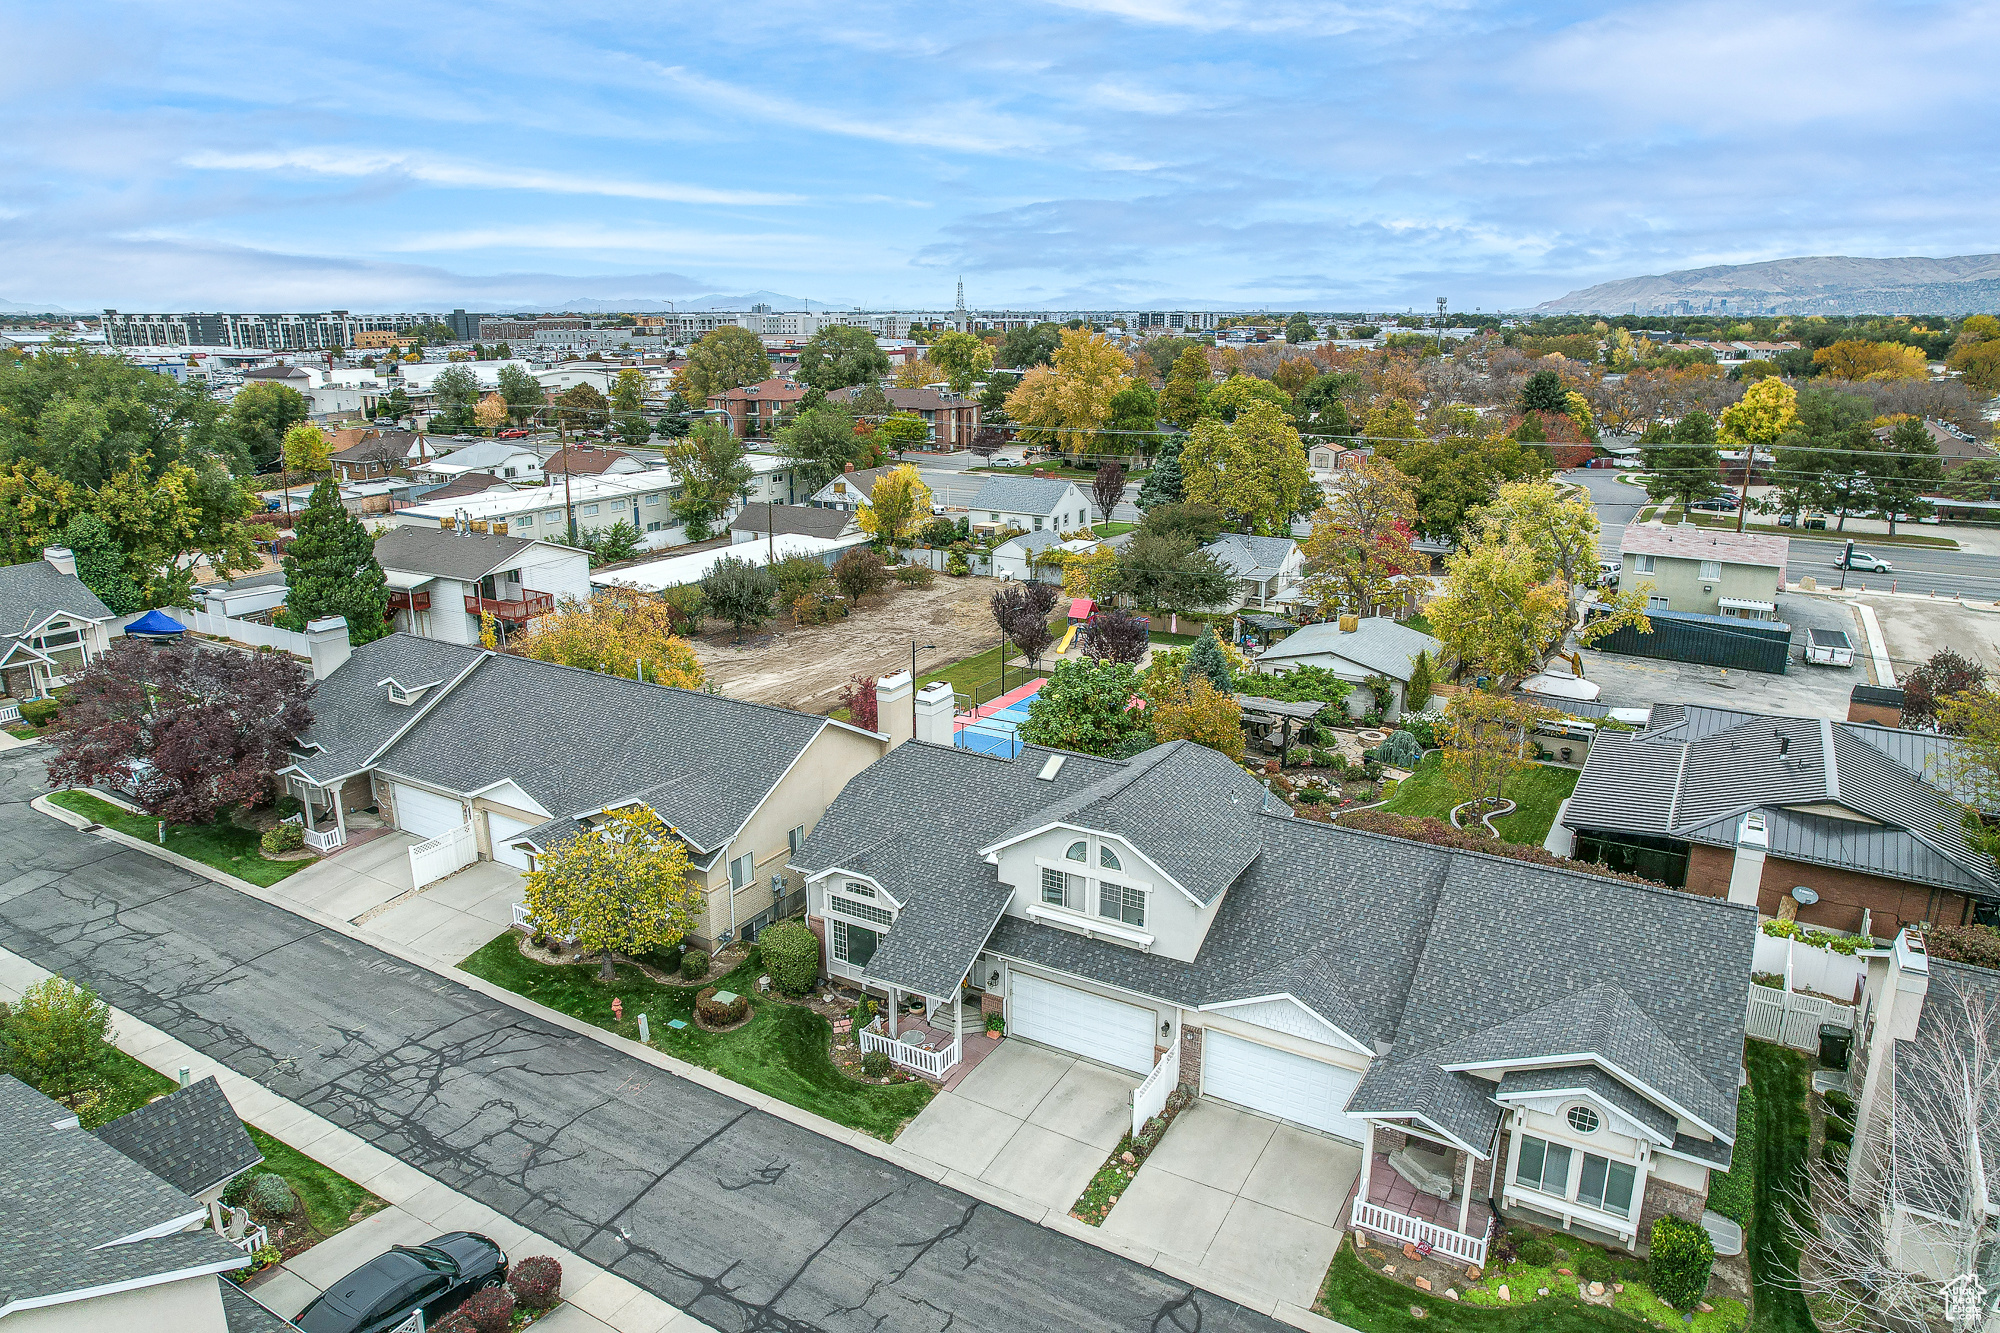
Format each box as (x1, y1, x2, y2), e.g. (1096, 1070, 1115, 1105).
(1102, 1101, 1361, 1308)
(274, 832, 523, 965)
(895, 1041, 1135, 1214)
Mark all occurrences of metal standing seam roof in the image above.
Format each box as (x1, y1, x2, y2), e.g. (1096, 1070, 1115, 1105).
(966, 476, 1085, 517)
(92, 1077, 261, 1198)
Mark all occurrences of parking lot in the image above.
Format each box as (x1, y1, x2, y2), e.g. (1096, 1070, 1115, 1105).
(1578, 593, 1869, 718)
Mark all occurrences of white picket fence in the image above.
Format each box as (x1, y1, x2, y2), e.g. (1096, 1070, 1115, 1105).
(860, 1021, 959, 1079)
(1351, 1199, 1490, 1268)
(171, 606, 313, 655)
(1752, 931, 1865, 1004)
(409, 822, 476, 889)
(1746, 983, 1854, 1052)
(0, 703, 19, 725)
(1132, 1038, 1180, 1139)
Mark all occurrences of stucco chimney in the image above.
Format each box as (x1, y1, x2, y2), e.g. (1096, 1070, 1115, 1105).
(914, 681, 955, 746)
(307, 617, 352, 681)
(42, 547, 75, 577)
(875, 670, 914, 747)
(1727, 811, 1768, 906)
(1849, 929, 1930, 1194)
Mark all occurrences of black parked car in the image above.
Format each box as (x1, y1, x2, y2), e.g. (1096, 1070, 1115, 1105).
(294, 1233, 508, 1333)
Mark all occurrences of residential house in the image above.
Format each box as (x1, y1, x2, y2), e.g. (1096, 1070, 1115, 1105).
(1872, 417, 1995, 472)
(1618, 527, 1788, 620)
(728, 503, 856, 545)
(807, 465, 897, 513)
(1563, 705, 2000, 935)
(414, 441, 543, 485)
(832, 385, 981, 450)
(992, 531, 1090, 583)
(0, 548, 120, 704)
(791, 731, 1754, 1263)
(394, 471, 691, 547)
(332, 429, 430, 481)
(374, 526, 590, 646)
(1251, 617, 1444, 719)
(190, 569, 288, 620)
(417, 472, 519, 506)
(1203, 534, 1303, 611)
(707, 378, 813, 439)
(1843, 932, 1998, 1293)
(282, 634, 890, 947)
(1, 1073, 287, 1332)
(965, 476, 1094, 537)
(541, 446, 646, 482)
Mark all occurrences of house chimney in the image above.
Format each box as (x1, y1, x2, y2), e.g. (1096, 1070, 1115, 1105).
(1727, 811, 1768, 906)
(914, 681, 955, 746)
(307, 617, 352, 680)
(42, 546, 75, 577)
(875, 670, 914, 748)
(1849, 929, 1931, 1192)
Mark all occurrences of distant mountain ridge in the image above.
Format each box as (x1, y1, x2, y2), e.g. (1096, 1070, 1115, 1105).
(1535, 254, 2000, 315)
(549, 290, 850, 313)
(0, 299, 79, 314)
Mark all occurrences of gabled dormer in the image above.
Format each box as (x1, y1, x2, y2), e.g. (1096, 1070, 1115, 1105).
(379, 676, 443, 706)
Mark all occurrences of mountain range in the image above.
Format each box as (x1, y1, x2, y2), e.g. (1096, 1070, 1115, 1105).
(1535, 254, 2000, 315)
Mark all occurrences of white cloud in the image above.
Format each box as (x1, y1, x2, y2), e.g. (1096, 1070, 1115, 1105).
(182, 148, 801, 206)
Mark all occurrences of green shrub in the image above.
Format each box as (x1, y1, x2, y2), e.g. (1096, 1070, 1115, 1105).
(694, 986, 748, 1026)
(945, 550, 971, 577)
(758, 920, 819, 994)
(1293, 786, 1327, 805)
(1825, 1113, 1854, 1146)
(259, 822, 304, 854)
(861, 1051, 891, 1078)
(893, 563, 936, 588)
(1514, 1232, 1562, 1268)
(457, 1286, 514, 1333)
(1823, 1088, 1855, 1119)
(640, 943, 684, 975)
(1823, 1139, 1849, 1169)
(1648, 1215, 1715, 1308)
(680, 950, 710, 981)
(1377, 730, 1422, 767)
(1705, 1082, 1757, 1224)
(1926, 923, 2000, 969)
(247, 1173, 296, 1216)
(18, 697, 60, 727)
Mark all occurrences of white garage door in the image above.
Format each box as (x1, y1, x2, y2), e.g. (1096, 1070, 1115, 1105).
(392, 783, 464, 842)
(486, 812, 535, 870)
(1008, 972, 1156, 1074)
(1203, 1030, 1366, 1141)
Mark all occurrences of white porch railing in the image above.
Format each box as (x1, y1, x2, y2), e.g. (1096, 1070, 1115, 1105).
(409, 821, 476, 889)
(217, 1204, 268, 1255)
(1746, 983, 1854, 1052)
(861, 1021, 960, 1079)
(0, 703, 20, 725)
(1132, 1038, 1180, 1139)
(1351, 1198, 1490, 1268)
(303, 825, 344, 853)
(512, 902, 533, 931)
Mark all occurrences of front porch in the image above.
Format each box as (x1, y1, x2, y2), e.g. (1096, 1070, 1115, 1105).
(859, 998, 1002, 1087)
(1345, 1126, 1495, 1269)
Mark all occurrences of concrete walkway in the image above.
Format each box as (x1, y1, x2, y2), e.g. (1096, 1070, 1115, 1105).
(0, 943, 710, 1333)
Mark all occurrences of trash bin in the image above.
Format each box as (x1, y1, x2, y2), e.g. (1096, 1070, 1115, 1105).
(1819, 1022, 1853, 1070)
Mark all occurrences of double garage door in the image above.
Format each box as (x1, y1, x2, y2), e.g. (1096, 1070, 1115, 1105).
(1007, 972, 1157, 1075)
(392, 783, 465, 843)
(1203, 1029, 1366, 1142)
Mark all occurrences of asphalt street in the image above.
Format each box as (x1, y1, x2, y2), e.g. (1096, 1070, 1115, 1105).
(0, 750, 1276, 1333)
(1571, 468, 2000, 601)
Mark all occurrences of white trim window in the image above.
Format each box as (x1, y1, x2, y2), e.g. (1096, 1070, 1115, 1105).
(1631, 554, 1656, 575)
(831, 919, 878, 969)
(1055, 837, 1148, 928)
(829, 880, 893, 926)
(788, 824, 807, 855)
(730, 853, 755, 891)
(1514, 1132, 1637, 1219)
(1699, 560, 1722, 581)
(1514, 1134, 1572, 1196)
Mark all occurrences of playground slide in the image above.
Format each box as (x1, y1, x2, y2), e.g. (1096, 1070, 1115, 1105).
(1055, 624, 1078, 654)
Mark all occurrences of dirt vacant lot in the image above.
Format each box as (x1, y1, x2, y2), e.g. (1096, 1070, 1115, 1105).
(689, 576, 1005, 712)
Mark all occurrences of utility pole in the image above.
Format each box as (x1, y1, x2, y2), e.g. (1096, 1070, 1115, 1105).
(912, 640, 935, 737)
(1735, 448, 1755, 533)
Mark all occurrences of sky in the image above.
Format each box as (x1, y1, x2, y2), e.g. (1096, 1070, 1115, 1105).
(2, 1, 1995, 314)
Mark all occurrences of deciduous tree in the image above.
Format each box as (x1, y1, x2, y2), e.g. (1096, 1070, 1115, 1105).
(513, 588, 705, 687)
(1060, 543, 1120, 602)
(1902, 647, 1988, 732)
(555, 382, 608, 433)
(228, 379, 310, 472)
(1180, 400, 1314, 534)
(611, 369, 651, 448)
(678, 325, 771, 401)
(778, 403, 863, 493)
(991, 580, 1059, 664)
(1468, 479, 1601, 615)
(701, 555, 778, 637)
(429, 365, 481, 433)
(797, 324, 890, 391)
(875, 412, 930, 448)
(1439, 692, 1556, 813)
(523, 807, 699, 981)
(474, 393, 508, 434)
(1160, 345, 1213, 428)
(282, 423, 331, 476)
(1, 976, 112, 1110)
(58, 513, 141, 615)
(857, 464, 932, 554)
(928, 331, 994, 393)
(663, 421, 754, 531)
(998, 322, 1062, 370)
(1205, 374, 1291, 424)
(1018, 658, 1148, 756)
(1092, 459, 1127, 522)
(1144, 673, 1243, 761)
(46, 638, 313, 824)
(1427, 540, 1574, 683)
(277, 478, 390, 643)
(1138, 501, 1226, 547)
(1300, 459, 1421, 615)
(496, 364, 545, 425)
(831, 547, 892, 605)
(1002, 329, 1133, 456)
(1076, 608, 1149, 664)
(1114, 532, 1232, 617)
(1814, 339, 1928, 382)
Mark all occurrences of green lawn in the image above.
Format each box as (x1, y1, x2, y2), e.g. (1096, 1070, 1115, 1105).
(1402, 613, 1433, 636)
(99, 1042, 176, 1119)
(1378, 754, 1579, 847)
(1744, 1041, 1817, 1333)
(50, 791, 313, 888)
(1315, 1246, 1669, 1333)
(1091, 521, 1135, 538)
(459, 934, 934, 1140)
(6, 725, 40, 741)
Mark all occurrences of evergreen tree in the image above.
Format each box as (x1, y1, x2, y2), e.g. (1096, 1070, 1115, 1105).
(1183, 625, 1235, 693)
(58, 513, 141, 615)
(278, 479, 390, 643)
(1406, 650, 1434, 713)
(1518, 369, 1569, 414)
(1137, 435, 1185, 510)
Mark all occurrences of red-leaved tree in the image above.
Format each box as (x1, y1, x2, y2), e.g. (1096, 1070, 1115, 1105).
(46, 640, 315, 825)
(1078, 609, 1149, 664)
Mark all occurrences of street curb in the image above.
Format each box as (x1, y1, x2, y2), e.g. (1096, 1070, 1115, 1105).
(28, 795, 1354, 1332)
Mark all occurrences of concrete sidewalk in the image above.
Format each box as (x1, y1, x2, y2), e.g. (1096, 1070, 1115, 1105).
(0, 945, 710, 1333)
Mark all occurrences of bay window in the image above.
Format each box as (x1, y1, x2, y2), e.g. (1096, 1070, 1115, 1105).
(1577, 1153, 1637, 1217)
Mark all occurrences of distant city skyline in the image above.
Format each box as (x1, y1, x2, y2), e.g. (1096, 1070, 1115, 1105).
(3, 2, 1992, 313)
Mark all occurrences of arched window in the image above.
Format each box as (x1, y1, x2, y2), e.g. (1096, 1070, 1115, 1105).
(1100, 846, 1121, 871)
(1066, 840, 1087, 862)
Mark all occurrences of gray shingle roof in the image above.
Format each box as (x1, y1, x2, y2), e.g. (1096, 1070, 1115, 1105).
(373, 526, 548, 582)
(289, 635, 485, 783)
(967, 476, 1083, 517)
(222, 1281, 300, 1333)
(729, 503, 853, 540)
(93, 1076, 261, 1198)
(1495, 1065, 1679, 1143)
(0, 558, 114, 640)
(0, 1076, 244, 1312)
(1565, 706, 1999, 898)
(1253, 617, 1441, 681)
(1203, 534, 1296, 582)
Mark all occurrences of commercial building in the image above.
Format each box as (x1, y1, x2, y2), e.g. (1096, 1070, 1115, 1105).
(100, 309, 465, 351)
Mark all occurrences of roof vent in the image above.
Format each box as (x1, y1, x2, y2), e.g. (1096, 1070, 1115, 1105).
(1037, 754, 1065, 781)
(1777, 733, 1789, 756)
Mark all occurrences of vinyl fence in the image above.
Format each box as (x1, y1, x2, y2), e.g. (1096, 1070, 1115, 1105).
(1132, 1037, 1181, 1139)
(171, 607, 313, 655)
(409, 822, 477, 890)
(1751, 931, 1866, 1004)
(1746, 983, 1855, 1052)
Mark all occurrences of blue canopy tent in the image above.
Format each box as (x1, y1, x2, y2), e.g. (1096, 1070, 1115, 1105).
(125, 609, 187, 640)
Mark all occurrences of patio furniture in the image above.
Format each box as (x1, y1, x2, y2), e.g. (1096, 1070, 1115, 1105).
(1389, 1143, 1455, 1199)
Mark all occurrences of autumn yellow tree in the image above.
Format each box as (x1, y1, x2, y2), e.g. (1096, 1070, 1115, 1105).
(1300, 458, 1421, 614)
(1181, 399, 1315, 534)
(1060, 543, 1120, 601)
(1427, 539, 1574, 684)
(514, 588, 705, 687)
(1813, 340, 1928, 382)
(894, 356, 942, 389)
(1144, 673, 1245, 762)
(856, 464, 933, 555)
(281, 423, 331, 476)
(1003, 328, 1133, 455)
(475, 392, 509, 434)
(1718, 376, 1799, 449)
(523, 806, 699, 979)
(1438, 692, 1556, 815)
